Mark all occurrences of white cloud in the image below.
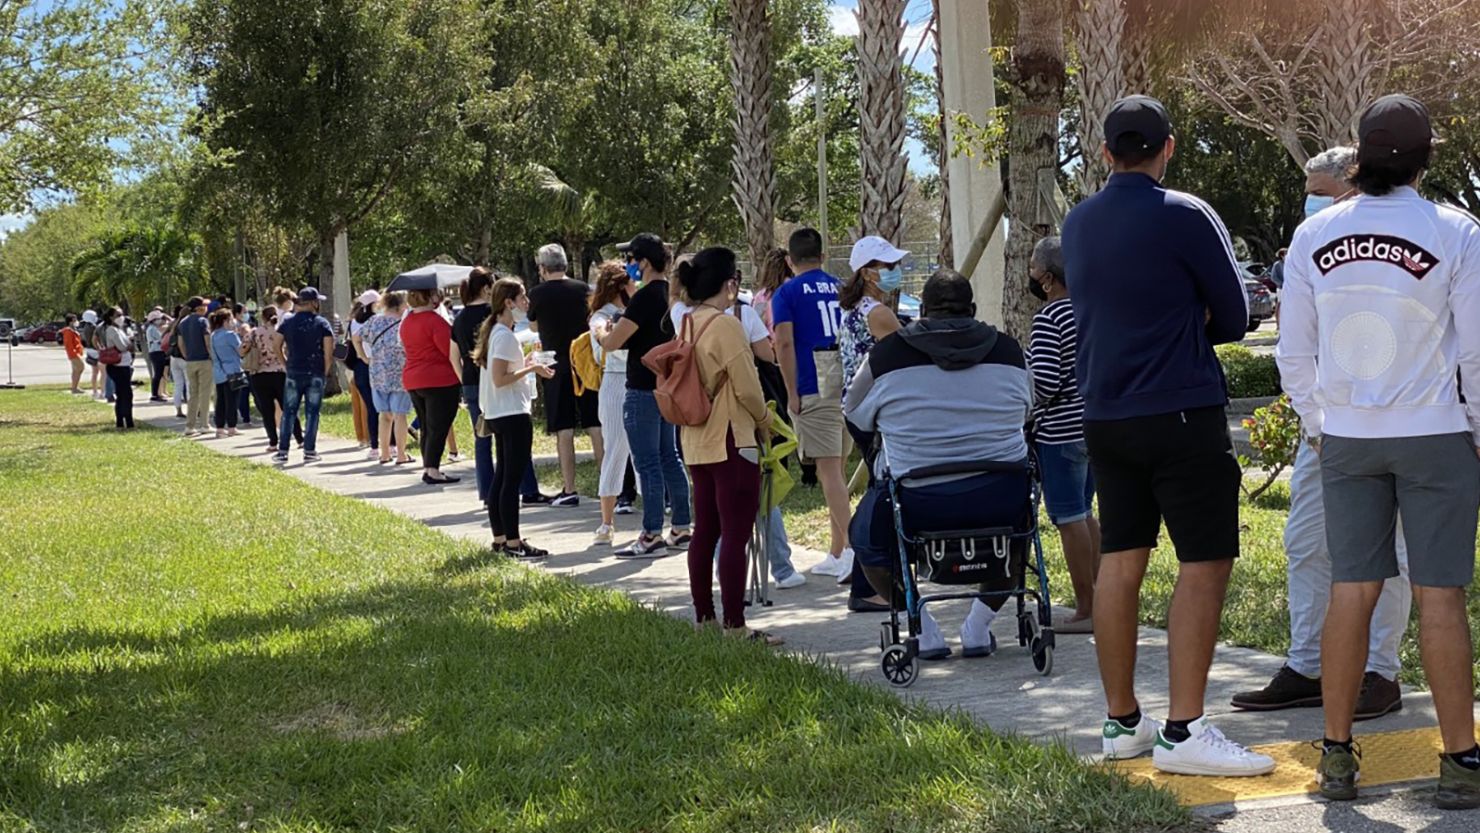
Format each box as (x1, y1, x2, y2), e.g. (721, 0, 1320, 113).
(827, 4, 935, 68)
(827, 5, 858, 36)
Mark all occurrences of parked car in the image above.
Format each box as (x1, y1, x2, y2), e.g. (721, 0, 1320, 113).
(1245, 279, 1275, 332)
(22, 322, 65, 344)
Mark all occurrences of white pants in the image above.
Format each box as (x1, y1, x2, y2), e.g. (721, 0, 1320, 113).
(170, 356, 189, 408)
(1286, 442, 1411, 680)
(597, 372, 632, 498)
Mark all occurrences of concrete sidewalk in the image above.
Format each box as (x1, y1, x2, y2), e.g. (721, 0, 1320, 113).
(113, 394, 1475, 826)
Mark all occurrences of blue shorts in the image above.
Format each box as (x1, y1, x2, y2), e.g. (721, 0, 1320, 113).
(1036, 440, 1096, 525)
(372, 388, 412, 415)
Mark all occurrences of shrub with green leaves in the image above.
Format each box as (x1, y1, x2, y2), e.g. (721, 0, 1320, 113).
(1217, 344, 1282, 398)
(1238, 394, 1302, 501)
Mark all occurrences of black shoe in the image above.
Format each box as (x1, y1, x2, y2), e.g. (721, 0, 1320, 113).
(303, 451, 322, 464)
(847, 597, 890, 613)
(423, 473, 461, 485)
(1354, 671, 1403, 721)
(1230, 665, 1323, 711)
(522, 492, 554, 506)
(551, 491, 580, 507)
(507, 542, 548, 561)
(615, 498, 635, 515)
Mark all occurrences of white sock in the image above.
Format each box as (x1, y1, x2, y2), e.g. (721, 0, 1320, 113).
(960, 599, 996, 648)
(919, 608, 947, 652)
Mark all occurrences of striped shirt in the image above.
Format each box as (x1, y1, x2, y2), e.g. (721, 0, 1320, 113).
(1028, 298, 1084, 444)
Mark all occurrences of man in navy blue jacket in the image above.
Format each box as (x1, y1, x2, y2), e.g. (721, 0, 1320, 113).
(1063, 95, 1268, 778)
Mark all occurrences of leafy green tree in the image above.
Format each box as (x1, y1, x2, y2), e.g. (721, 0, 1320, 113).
(71, 222, 205, 314)
(0, 204, 103, 320)
(0, 0, 163, 213)
(181, 0, 488, 310)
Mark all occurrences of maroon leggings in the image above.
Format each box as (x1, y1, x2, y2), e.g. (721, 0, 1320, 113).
(687, 433, 761, 629)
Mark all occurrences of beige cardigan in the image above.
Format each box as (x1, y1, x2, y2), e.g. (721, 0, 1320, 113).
(679, 307, 770, 465)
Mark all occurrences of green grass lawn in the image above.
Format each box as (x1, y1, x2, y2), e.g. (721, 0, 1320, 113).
(0, 389, 1186, 833)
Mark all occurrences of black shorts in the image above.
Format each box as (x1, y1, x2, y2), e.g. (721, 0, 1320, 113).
(543, 366, 600, 432)
(1083, 405, 1240, 562)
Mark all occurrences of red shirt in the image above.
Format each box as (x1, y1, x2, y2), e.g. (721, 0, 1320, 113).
(399, 309, 459, 391)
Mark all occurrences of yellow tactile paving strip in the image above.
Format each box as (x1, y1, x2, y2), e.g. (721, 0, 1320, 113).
(1109, 727, 1445, 807)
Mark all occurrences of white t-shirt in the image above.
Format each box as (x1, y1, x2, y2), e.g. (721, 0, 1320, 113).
(589, 303, 628, 374)
(670, 300, 768, 344)
(479, 322, 535, 419)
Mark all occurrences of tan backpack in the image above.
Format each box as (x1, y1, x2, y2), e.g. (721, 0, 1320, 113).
(641, 312, 726, 426)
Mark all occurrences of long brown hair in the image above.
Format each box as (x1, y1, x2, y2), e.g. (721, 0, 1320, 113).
(838, 267, 875, 312)
(460, 266, 494, 306)
(472, 278, 526, 368)
(755, 247, 792, 294)
(589, 260, 630, 314)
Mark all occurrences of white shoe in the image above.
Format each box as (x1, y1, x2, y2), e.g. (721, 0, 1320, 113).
(365, 448, 380, 461)
(808, 554, 842, 576)
(593, 524, 614, 545)
(1151, 717, 1276, 777)
(775, 572, 806, 589)
(1102, 714, 1162, 760)
(833, 547, 855, 584)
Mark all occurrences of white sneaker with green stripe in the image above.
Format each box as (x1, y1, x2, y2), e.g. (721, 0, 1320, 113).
(1151, 717, 1276, 777)
(1102, 714, 1162, 760)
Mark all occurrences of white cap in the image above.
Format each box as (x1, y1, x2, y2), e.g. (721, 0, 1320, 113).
(357, 289, 381, 306)
(145, 310, 164, 322)
(81, 310, 98, 324)
(848, 236, 910, 274)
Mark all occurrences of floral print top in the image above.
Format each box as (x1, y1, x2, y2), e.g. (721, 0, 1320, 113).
(839, 296, 882, 401)
(247, 326, 286, 374)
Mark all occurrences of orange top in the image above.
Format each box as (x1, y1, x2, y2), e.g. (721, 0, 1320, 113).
(62, 327, 83, 359)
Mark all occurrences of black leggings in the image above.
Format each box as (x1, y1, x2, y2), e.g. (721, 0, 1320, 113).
(214, 381, 238, 428)
(249, 371, 302, 447)
(148, 351, 168, 397)
(489, 413, 534, 541)
(409, 384, 461, 469)
(105, 364, 134, 427)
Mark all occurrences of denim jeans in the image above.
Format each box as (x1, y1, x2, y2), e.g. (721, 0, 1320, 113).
(463, 384, 539, 502)
(624, 388, 691, 534)
(766, 507, 796, 581)
(281, 373, 326, 454)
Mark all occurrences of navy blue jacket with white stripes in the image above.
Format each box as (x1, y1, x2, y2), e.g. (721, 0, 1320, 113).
(1061, 172, 1249, 421)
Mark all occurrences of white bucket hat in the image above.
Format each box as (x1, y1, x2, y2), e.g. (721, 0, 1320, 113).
(848, 236, 910, 274)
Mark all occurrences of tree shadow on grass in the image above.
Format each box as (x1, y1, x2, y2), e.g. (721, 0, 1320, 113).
(1, 554, 1181, 833)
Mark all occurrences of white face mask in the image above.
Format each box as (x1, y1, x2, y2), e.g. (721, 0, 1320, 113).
(512, 307, 527, 324)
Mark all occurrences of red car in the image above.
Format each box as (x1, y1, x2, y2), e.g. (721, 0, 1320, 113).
(22, 322, 64, 344)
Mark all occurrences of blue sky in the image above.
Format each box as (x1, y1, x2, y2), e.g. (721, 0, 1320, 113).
(828, 0, 939, 175)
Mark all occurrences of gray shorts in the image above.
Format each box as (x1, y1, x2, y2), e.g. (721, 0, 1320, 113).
(1321, 433, 1480, 587)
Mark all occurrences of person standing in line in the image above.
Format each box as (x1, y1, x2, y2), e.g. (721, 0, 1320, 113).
(244, 306, 302, 452)
(231, 303, 252, 426)
(62, 314, 85, 394)
(1232, 145, 1409, 720)
(1278, 95, 1480, 807)
(1026, 237, 1101, 635)
(177, 297, 214, 437)
(602, 233, 693, 557)
(79, 309, 102, 399)
(674, 247, 781, 644)
(361, 292, 415, 465)
(99, 307, 136, 429)
(343, 299, 372, 449)
(164, 305, 190, 419)
(588, 261, 635, 545)
(772, 228, 854, 578)
(452, 270, 499, 503)
(475, 277, 556, 560)
(208, 308, 244, 438)
(349, 290, 381, 460)
(1063, 95, 1273, 776)
(145, 310, 170, 402)
(529, 243, 604, 507)
(400, 287, 462, 485)
(835, 236, 907, 608)
(271, 288, 335, 464)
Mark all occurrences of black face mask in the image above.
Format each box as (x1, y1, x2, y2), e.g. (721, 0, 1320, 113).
(1028, 276, 1048, 302)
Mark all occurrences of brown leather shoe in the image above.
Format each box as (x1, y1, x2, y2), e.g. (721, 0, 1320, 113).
(1231, 665, 1323, 711)
(1354, 671, 1402, 721)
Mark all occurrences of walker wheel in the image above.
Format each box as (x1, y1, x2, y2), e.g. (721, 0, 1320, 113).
(881, 644, 918, 688)
(1032, 639, 1053, 676)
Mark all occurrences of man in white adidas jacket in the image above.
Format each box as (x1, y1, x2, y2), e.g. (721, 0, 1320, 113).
(1277, 94, 1480, 809)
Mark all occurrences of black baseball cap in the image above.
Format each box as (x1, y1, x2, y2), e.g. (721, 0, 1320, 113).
(297, 287, 324, 303)
(1104, 95, 1172, 156)
(1358, 94, 1436, 164)
(616, 233, 665, 265)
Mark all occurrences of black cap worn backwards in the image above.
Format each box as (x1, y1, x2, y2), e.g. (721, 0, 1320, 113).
(1104, 95, 1172, 156)
(617, 233, 665, 265)
(1358, 94, 1436, 164)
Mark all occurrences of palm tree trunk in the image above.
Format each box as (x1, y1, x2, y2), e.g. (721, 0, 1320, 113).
(1074, 0, 1125, 197)
(1315, 0, 1374, 148)
(930, 0, 952, 269)
(856, 0, 909, 243)
(727, 0, 778, 272)
(1004, 0, 1066, 341)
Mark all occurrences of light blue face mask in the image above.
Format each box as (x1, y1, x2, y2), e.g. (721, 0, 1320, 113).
(1304, 194, 1336, 218)
(876, 266, 904, 292)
